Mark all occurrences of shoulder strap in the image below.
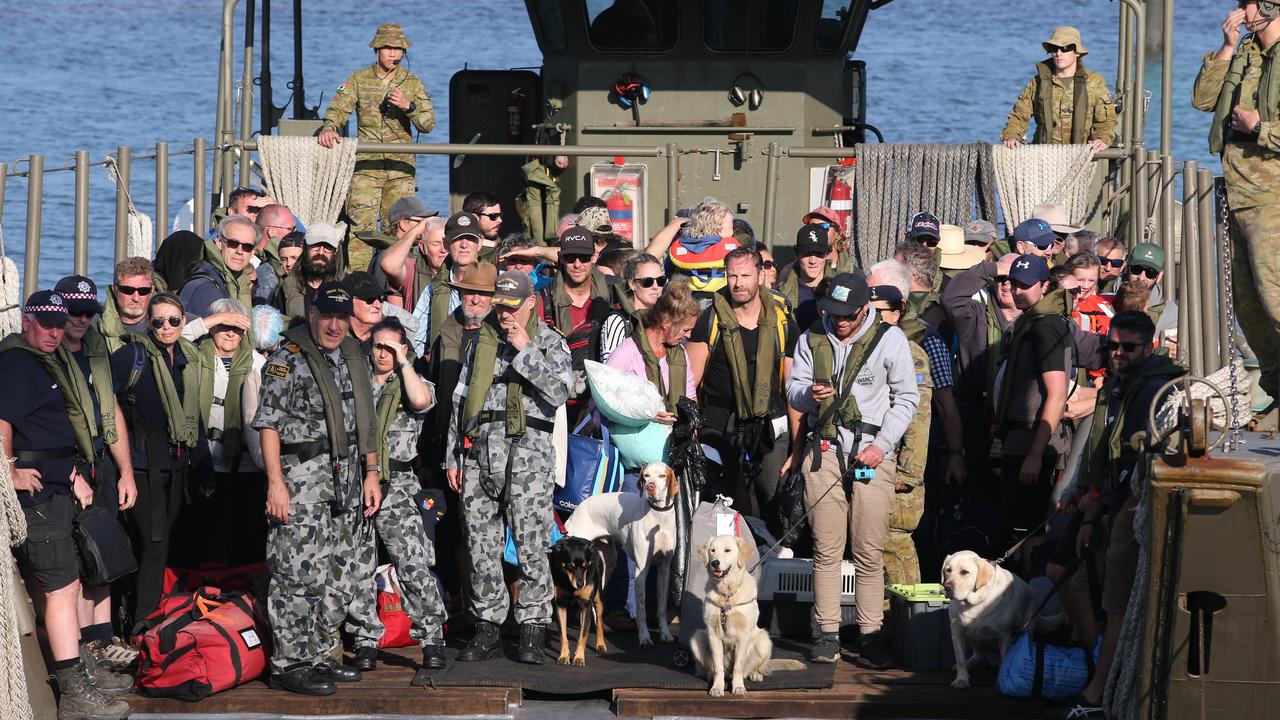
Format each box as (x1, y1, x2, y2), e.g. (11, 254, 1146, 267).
(125, 341, 147, 394)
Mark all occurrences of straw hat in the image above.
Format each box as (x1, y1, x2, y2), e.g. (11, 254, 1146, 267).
(1042, 26, 1087, 56)
(937, 224, 985, 270)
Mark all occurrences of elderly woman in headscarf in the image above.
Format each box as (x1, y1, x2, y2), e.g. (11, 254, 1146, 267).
(110, 291, 212, 626)
(195, 298, 267, 565)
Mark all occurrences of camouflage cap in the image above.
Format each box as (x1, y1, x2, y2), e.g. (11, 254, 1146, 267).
(370, 23, 411, 50)
(577, 206, 613, 234)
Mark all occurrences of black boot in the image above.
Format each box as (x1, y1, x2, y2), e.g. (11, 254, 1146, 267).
(457, 620, 502, 662)
(269, 663, 337, 696)
(515, 623, 547, 665)
(313, 658, 362, 682)
(55, 660, 132, 718)
(421, 643, 447, 670)
(352, 646, 377, 671)
(853, 630, 893, 670)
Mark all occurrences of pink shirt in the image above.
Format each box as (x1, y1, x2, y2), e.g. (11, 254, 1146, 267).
(605, 336, 698, 400)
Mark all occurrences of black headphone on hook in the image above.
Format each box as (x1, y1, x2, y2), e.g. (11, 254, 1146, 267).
(728, 72, 765, 111)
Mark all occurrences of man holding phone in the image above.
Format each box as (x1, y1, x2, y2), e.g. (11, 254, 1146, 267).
(786, 272, 920, 669)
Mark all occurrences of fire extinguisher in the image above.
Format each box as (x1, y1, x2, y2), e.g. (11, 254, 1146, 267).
(507, 89, 526, 144)
(826, 167, 854, 238)
(605, 184, 634, 243)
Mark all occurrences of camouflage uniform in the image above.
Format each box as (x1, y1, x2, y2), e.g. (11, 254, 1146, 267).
(322, 25, 435, 272)
(884, 342, 932, 587)
(1001, 62, 1117, 145)
(445, 323, 573, 627)
(1193, 37, 1280, 400)
(347, 376, 447, 649)
(252, 343, 369, 673)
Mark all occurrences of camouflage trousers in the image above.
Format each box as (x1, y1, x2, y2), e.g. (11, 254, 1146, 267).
(346, 473, 447, 648)
(461, 458, 554, 627)
(884, 485, 924, 587)
(1230, 206, 1280, 400)
(346, 170, 416, 272)
(266, 500, 369, 672)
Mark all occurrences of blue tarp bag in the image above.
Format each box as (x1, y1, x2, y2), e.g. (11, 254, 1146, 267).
(997, 632, 1100, 701)
(552, 413, 623, 515)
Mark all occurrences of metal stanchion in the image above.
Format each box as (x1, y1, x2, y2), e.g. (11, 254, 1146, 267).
(1197, 168, 1219, 373)
(194, 138, 208, 237)
(23, 155, 44, 295)
(113, 146, 132, 265)
(155, 142, 169, 248)
(1181, 162, 1203, 376)
(74, 150, 90, 276)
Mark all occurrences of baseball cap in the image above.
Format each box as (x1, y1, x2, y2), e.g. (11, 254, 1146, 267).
(492, 270, 533, 308)
(444, 212, 482, 244)
(963, 219, 999, 245)
(1007, 254, 1050, 285)
(306, 222, 343, 248)
(558, 226, 595, 257)
(802, 206, 841, 227)
(342, 271, 388, 302)
(577, 206, 613, 234)
(53, 275, 102, 315)
(279, 231, 306, 251)
(868, 284, 904, 310)
(312, 281, 354, 316)
(23, 290, 70, 325)
(1012, 219, 1056, 250)
(449, 261, 498, 293)
(795, 225, 831, 255)
(1129, 242, 1165, 271)
(908, 211, 941, 240)
(1031, 202, 1082, 235)
(387, 196, 438, 226)
(818, 272, 869, 316)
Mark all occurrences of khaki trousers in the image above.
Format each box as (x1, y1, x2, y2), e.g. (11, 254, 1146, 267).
(803, 448, 897, 634)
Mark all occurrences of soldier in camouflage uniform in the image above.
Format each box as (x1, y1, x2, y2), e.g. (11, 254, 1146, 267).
(345, 317, 449, 672)
(1193, 3, 1280, 410)
(1001, 26, 1117, 151)
(318, 23, 435, 273)
(446, 271, 573, 665)
(254, 282, 383, 696)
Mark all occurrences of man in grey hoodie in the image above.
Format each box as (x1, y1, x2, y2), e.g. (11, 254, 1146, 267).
(786, 272, 919, 669)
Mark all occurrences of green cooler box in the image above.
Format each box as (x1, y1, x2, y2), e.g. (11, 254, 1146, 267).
(888, 583, 955, 670)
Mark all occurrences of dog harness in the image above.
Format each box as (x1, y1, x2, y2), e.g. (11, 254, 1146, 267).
(709, 595, 758, 632)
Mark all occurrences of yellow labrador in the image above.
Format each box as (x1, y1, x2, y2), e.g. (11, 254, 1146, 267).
(941, 549, 1037, 689)
(690, 535, 805, 697)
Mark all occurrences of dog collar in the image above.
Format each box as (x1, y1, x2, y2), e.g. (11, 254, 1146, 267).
(711, 596, 758, 631)
(647, 496, 675, 512)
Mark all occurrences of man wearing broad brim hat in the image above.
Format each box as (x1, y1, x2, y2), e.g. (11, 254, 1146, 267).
(1001, 25, 1117, 151)
(445, 270, 573, 666)
(255, 280, 385, 694)
(317, 22, 436, 273)
(786, 272, 920, 669)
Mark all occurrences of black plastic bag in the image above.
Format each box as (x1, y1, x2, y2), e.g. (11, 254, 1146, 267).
(667, 396, 706, 609)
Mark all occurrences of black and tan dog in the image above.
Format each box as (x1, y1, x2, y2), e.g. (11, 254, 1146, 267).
(548, 535, 617, 666)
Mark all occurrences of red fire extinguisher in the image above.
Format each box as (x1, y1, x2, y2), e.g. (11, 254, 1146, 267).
(605, 185, 634, 243)
(507, 89, 526, 144)
(826, 167, 854, 238)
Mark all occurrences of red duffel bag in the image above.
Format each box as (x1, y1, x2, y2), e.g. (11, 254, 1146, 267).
(135, 587, 269, 700)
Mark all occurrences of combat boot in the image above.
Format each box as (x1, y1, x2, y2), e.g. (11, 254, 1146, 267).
(421, 643, 447, 670)
(268, 663, 336, 696)
(515, 623, 547, 665)
(55, 660, 131, 720)
(313, 658, 361, 682)
(352, 646, 377, 671)
(81, 641, 134, 696)
(457, 620, 502, 662)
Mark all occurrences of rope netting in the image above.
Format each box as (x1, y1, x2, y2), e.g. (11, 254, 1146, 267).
(1, 437, 33, 720)
(852, 143, 998, 264)
(256, 136, 357, 231)
(991, 144, 1097, 235)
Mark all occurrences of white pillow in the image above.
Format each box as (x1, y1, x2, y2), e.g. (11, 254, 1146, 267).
(584, 360, 664, 428)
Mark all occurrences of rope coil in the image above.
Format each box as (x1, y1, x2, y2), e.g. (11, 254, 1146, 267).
(1, 437, 34, 720)
(104, 156, 154, 259)
(256, 136, 358, 230)
(990, 144, 1097, 235)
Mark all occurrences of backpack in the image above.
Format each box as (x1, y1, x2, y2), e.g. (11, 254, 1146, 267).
(135, 587, 268, 700)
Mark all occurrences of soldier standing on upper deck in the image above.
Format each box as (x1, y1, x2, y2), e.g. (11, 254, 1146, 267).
(1193, 1, 1280, 418)
(318, 23, 435, 274)
(1001, 27, 1117, 152)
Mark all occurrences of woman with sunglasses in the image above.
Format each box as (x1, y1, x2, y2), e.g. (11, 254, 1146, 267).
(1000, 26, 1116, 152)
(598, 253, 668, 363)
(109, 292, 212, 626)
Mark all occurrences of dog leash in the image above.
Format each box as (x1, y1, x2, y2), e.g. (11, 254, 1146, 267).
(992, 514, 1055, 567)
(745, 465, 850, 576)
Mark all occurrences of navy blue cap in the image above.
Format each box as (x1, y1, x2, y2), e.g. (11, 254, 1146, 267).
(53, 275, 102, 314)
(312, 281, 353, 316)
(23, 290, 70, 324)
(868, 284, 904, 307)
(908, 212, 941, 240)
(1012, 219, 1056, 250)
(1008, 254, 1050, 285)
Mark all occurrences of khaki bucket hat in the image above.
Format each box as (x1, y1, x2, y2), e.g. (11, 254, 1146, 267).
(370, 23, 411, 49)
(1042, 26, 1087, 56)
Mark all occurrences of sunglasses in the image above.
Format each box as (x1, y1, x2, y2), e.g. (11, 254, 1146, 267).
(1107, 340, 1145, 353)
(267, 224, 297, 233)
(1128, 266, 1159, 279)
(995, 275, 1011, 284)
(800, 250, 827, 259)
(918, 236, 941, 247)
(561, 254, 593, 265)
(245, 206, 263, 215)
(632, 276, 669, 289)
(807, 222, 833, 230)
(69, 310, 96, 319)
(116, 284, 153, 296)
(1101, 257, 1126, 268)
(964, 239, 992, 246)
(762, 260, 776, 270)
(476, 212, 502, 221)
(151, 316, 183, 329)
(221, 239, 256, 253)
(1046, 44, 1076, 54)
(829, 312, 857, 322)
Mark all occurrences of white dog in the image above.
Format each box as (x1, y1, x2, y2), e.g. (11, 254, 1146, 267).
(565, 461, 679, 646)
(941, 550, 1038, 689)
(690, 535, 805, 697)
